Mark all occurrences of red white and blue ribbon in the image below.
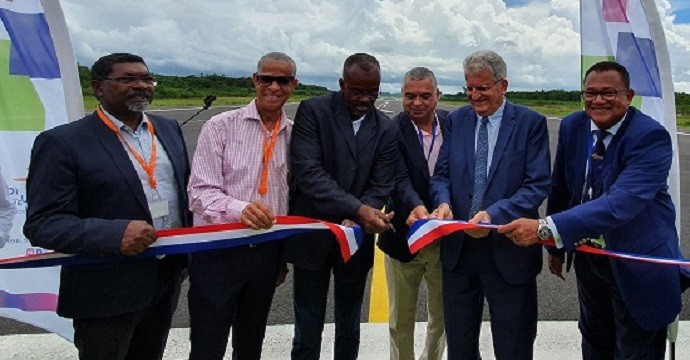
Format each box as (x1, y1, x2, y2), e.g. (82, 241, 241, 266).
(407, 219, 690, 267)
(0, 216, 363, 269)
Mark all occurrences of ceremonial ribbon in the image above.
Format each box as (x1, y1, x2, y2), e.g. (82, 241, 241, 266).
(0, 216, 363, 269)
(258, 121, 281, 195)
(407, 219, 690, 267)
(96, 107, 158, 189)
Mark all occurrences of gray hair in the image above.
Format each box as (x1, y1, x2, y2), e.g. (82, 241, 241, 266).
(463, 50, 507, 80)
(401, 66, 438, 91)
(257, 52, 297, 75)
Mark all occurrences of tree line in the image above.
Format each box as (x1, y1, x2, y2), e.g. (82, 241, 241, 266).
(78, 65, 690, 116)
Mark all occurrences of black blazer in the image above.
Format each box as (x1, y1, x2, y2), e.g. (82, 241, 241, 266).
(285, 91, 398, 276)
(24, 112, 191, 319)
(377, 110, 449, 262)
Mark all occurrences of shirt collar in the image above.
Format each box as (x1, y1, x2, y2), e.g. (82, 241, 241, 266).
(246, 98, 290, 132)
(476, 98, 506, 125)
(409, 111, 440, 135)
(100, 105, 148, 132)
(589, 111, 626, 137)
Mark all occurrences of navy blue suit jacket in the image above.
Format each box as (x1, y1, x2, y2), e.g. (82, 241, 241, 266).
(285, 91, 398, 276)
(377, 110, 449, 262)
(547, 107, 685, 331)
(24, 112, 191, 319)
(430, 101, 550, 284)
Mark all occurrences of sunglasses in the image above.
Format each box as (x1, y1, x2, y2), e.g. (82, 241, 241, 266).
(255, 74, 295, 87)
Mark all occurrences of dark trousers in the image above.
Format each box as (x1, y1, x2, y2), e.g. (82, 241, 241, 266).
(188, 242, 281, 360)
(442, 239, 537, 360)
(73, 258, 182, 360)
(291, 261, 369, 360)
(574, 253, 667, 360)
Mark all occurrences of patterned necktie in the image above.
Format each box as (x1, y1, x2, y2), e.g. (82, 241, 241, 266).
(583, 129, 608, 202)
(470, 116, 489, 217)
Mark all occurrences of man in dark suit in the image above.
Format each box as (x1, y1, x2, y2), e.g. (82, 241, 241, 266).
(500, 61, 687, 359)
(24, 53, 191, 360)
(377, 66, 448, 360)
(286, 53, 398, 360)
(428, 50, 550, 360)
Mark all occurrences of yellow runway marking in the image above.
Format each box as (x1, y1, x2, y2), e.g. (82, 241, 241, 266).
(368, 209, 390, 323)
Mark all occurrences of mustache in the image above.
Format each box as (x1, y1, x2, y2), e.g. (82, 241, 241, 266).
(125, 89, 153, 99)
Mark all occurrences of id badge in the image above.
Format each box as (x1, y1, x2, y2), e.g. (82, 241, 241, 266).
(149, 200, 170, 219)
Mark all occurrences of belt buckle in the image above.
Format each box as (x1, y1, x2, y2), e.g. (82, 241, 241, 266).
(248, 243, 257, 248)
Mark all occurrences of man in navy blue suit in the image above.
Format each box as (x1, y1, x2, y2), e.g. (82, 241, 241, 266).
(428, 50, 551, 360)
(500, 61, 687, 359)
(24, 53, 191, 360)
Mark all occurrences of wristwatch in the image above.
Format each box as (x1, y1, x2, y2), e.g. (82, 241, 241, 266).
(537, 218, 553, 241)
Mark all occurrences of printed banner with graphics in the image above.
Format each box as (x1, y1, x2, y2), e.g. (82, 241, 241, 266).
(580, 0, 680, 230)
(0, 0, 83, 341)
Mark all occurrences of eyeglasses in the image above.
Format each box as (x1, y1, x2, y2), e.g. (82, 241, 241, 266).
(346, 87, 380, 100)
(463, 79, 503, 94)
(255, 74, 295, 87)
(581, 89, 628, 101)
(103, 76, 157, 86)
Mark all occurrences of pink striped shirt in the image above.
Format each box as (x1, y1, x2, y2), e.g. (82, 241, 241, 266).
(188, 99, 292, 225)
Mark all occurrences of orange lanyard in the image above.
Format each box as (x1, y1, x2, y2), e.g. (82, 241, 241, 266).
(96, 107, 158, 189)
(258, 122, 281, 195)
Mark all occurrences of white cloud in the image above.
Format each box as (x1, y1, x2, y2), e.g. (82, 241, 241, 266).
(60, 0, 690, 94)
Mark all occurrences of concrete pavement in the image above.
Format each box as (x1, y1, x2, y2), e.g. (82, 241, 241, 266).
(0, 321, 688, 359)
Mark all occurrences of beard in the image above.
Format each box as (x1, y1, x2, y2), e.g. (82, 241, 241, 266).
(125, 90, 153, 112)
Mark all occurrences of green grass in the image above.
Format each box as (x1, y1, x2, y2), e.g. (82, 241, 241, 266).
(83, 96, 690, 129)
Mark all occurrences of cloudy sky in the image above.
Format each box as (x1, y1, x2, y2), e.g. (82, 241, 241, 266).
(60, 0, 690, 94)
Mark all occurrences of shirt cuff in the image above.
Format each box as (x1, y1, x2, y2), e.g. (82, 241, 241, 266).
(545, 216, 563, 249)
(226, 199, 251, 222)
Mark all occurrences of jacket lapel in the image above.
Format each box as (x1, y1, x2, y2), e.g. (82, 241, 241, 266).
(573, 116, 590, 203)
(356, 111, 378, 156)
(400, 114, 430, 180)
(463, 110, 478, 184)
(487, 102, 516, 184)
(91, 114, 150, 215)
(332, 92, 358, 159)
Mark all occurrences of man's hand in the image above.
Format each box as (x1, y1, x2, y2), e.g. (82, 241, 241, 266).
(406, 205, 429, 226)
(548, 253, 566, 281)
(356, 205, 394, 233)
(430, 203, 453, 220)
(465, 211, 491, 238)
(120, 220, 156, 256)
(497, 218, 539, 247)
(241, 200, 276, 230)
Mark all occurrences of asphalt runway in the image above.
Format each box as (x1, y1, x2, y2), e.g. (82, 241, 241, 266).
(1, 99, 689, 335)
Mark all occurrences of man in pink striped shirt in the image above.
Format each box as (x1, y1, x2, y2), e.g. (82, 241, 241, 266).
(187, 52, 298, 360)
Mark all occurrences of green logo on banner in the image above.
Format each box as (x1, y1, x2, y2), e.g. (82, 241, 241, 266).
(0, 40, 45, 131)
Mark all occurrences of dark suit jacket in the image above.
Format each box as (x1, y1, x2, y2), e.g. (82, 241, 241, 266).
(377, 110, 449, 262)
(23, 112, 191, 319)
(430, 101, 551, 285)
(285, 91, 398, 276)
(547, 107, 685, 331)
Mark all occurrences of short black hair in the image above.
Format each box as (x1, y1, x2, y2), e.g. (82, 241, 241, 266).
(91, 53, 147, 80)
(342, 53, 380, 80)
(584, 61, 630, 88)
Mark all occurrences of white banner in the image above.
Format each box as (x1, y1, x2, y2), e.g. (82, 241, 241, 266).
(580, 0, 680, 236)
(0, 0, 83, 341)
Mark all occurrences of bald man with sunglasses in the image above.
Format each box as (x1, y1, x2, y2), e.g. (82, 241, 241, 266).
(187, 52, 298, 360)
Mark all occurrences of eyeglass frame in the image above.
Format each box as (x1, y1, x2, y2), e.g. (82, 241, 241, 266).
(463, 78, 503, 95)
(102, 76, 157, 86)
(581, 89, 628, 101)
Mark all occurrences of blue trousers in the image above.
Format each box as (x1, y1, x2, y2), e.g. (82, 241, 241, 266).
(574, 253, 666, 360)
